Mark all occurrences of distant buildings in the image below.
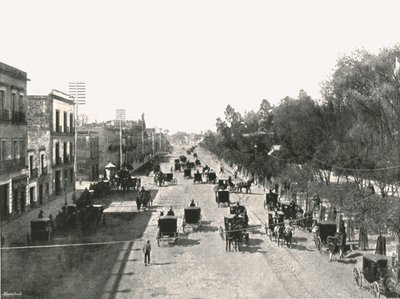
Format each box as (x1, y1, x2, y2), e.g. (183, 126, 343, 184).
(0, 61, 172, 221)
(76, 130, 99, 180)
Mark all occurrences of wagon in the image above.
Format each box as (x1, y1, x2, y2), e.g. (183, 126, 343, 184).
(163, 173, 178, 185)
(216, 190, 230, 207)
(182, 206, 202, 232)
(28, 218, 52, 245)
(264, 192, 278, 209)
(89, 204, 106, 227)
(174, 163, 181, 172)
(206, 172, 217, 184)
(193, 173, 203, 183)
(313, 221, 337, 252)
(184, 169, 192, 178)
(220, 215, 249, 251)
(157, 215, 179, 246)
(353, 254, 400, 297)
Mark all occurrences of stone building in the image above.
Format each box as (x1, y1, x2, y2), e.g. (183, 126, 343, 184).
(76, 130, 99, 180)
(0, 62, 29, 220)
(27, 90, 75, 198)
(26, 96, 52, 206)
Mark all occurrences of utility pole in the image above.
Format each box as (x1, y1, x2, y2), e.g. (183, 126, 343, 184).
(116, 109, 126, 170)
(68, 82, 86, 190)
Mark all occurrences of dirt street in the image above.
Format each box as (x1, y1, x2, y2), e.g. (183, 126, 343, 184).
(1, 146, 372, 298)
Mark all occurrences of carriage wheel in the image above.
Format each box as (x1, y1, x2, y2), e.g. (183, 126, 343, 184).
(213, 185, 219, 192)
(171, 178, 177, 185)
(372, 281, 380, 298)
(314, 236, 322, 252)
(353, 268, 361, 288)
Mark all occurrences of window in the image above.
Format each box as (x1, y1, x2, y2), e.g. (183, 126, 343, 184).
(19, 139, 25, 159)
(70, 142, 73, 158)
(1, 140, 6, 161)
(70, 113, 74, 132)
(41, 153, 44, 172)
(12, 139, 18, 159)
(55, 110, 60, 132)
(64, 112, 67, 132)
(12, 93, 17, 112)
(19, 94, 24, 112)
(63, 142, 68, 162)
(70, 169, 74, 183)
(0, 90, 4, 113)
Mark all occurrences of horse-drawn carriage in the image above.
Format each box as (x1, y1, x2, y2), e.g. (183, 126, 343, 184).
(354, 254, 400, 298)
(313, 221, 337, 252)
(266, 211, 284, 240)
(220, 215, 249, 251)
(182, 206, 202, 232)
(184, 168, 192, 178)
(157, 215, 179, 246)
(193, 172, 203, 183)
(174, 159, 181, 172)
(215, 190, 230, 207)
(264, 192, 279, 209)
(205, 171, 217, 184)
(28, 218, 52, 245)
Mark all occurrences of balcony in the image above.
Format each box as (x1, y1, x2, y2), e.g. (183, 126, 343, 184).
(30, 168, 39, 178)
(0, 109, 10, 121)
(53, 125, 74, 135)
(0, 158, 27, 173)
(11, 111, 26, 124)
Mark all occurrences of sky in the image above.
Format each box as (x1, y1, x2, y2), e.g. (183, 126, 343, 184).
(1, 0, 400, 134)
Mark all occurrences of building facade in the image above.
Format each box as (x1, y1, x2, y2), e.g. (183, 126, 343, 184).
(26, 96, 52, 206)
(0, 62, 29, 220)
(77, 130, 99, 180)
(27, 90, 75, 199)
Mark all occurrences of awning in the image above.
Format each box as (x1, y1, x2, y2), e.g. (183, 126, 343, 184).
(105, 162, 116, 169)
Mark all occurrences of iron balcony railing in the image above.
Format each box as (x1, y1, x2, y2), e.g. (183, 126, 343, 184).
(0, 158, 26, 173)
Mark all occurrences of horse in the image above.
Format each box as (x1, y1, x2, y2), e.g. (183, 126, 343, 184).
(237, 178, 254, 194)
(276, 225, 293, 248)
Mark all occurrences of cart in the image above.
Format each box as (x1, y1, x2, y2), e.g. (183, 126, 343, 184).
(353, 254, 400, 298)
(157, 215, 179, 246)
(28, 218, 52, 245)
(313, 221, 337, 252)
(184, 169, 191, 178)
(264, 192, 278, 209)
(216, 190, 230, 207)
(182, 206, 202, 232)
(206, 172, 217, 184)
(193, 173, 203, 183)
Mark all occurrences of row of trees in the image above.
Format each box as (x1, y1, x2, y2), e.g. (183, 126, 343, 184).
(201, 45, 400, 244)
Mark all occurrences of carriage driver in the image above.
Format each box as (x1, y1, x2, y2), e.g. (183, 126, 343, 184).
(167, 207, 175, 216)
(190, 199, 196, 207)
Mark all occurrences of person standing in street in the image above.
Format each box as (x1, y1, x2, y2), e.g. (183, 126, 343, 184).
(143, 240, 151, 266)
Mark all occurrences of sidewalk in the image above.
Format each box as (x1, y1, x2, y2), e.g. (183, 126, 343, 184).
(1, 181, 91, 247)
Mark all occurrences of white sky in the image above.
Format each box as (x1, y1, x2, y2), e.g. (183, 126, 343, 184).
(1, 0, 399, 134)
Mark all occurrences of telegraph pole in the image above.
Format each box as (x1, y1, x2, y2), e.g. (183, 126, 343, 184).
(116, 109, 126, 170)
(68, 82, 86, 189)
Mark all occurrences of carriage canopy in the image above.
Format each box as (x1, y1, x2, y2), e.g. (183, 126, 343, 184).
(184, 207, 201, 223)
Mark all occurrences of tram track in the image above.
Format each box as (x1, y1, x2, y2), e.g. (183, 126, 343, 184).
(247, 206, 333, 298)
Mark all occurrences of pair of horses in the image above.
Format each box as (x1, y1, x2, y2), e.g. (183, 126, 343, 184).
(136, 190, 152, 211)
(273, 224, 293, 248)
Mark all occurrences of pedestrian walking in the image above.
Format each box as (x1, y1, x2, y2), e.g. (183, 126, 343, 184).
(143, 240, 151, 266)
